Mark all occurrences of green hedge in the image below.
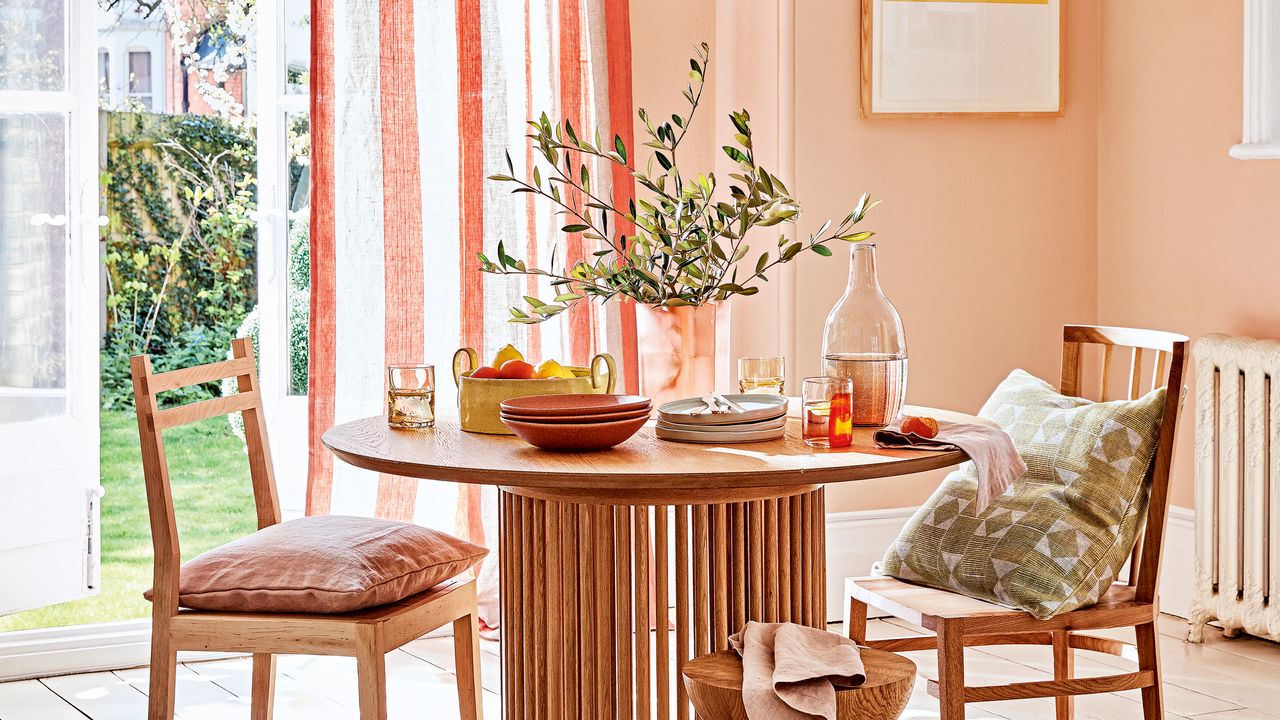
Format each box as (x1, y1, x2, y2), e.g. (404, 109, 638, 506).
(100, 112, 257, 408)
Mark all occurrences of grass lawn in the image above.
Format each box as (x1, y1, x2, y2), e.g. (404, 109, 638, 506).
(0, 410, 259, 632)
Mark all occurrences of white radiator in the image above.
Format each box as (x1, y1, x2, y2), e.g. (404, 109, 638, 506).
(1190, 334, 1280, 643)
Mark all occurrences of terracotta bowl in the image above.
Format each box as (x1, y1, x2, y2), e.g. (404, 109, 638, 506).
(500, 393, 651, 417)
(499, 407, 651, 425)
(502, 414, 650, 451)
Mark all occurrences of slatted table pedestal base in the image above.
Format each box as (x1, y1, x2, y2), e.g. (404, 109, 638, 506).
(499, 486, 828, 720)
(324, 412, 974, 719)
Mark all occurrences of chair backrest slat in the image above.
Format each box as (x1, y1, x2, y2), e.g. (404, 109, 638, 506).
(154, 390, 262, 431)
(1151, 350, 1167, 394)
(1100, 344, 1115, 401)
(149, 356, 256, 394)
(1128, 347, 1145, 401)
(130, 337, 282, 613)
(1058, 324, 1187, 604)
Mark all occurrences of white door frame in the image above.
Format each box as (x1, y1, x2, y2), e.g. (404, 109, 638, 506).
(254, 0, 311, 517)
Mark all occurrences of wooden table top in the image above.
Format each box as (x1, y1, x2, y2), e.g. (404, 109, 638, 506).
(323, 404, 976, 494)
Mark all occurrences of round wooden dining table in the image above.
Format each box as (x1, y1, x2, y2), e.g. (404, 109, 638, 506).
(323, 404, 975, 720)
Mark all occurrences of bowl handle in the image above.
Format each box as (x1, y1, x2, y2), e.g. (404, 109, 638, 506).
(589, 353, 617, 393)
(452, 347, 478, 388)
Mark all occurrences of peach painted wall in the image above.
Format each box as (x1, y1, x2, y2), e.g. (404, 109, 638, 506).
(792, 0, 1101, 512)
(1098, 1, 1280, 509)
(632, 1, 1278, 514)
(633, 1, 1103, 512)
(632, 0, 1280, 515)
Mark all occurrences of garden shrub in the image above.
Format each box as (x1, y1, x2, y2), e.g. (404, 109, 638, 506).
(100, 112, 257, 408)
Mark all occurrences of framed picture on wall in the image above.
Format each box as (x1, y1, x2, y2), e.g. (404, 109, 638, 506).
(861, 0, 1064, 117)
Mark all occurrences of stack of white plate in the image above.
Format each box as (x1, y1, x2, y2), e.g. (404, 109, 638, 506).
(655, 394, 789, 443)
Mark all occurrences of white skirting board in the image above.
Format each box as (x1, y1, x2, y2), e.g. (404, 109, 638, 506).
(0, 619, 234, 682)
(0, 505, 1197, 681)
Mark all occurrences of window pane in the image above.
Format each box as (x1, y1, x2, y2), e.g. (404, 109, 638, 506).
(128, 50, 151, 94)
(0, 0, 65, 91)
(98, 49, 110, 104)
(286, 112, 310, 394)
(284, 0, 310, 94)
(0, 113, 68, 423)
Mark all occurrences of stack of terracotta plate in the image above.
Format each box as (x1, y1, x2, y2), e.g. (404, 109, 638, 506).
(499, 394, 652, 451)
(655, 394, 789, 443)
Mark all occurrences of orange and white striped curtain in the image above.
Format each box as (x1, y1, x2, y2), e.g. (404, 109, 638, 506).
(307, 0, 638, 629)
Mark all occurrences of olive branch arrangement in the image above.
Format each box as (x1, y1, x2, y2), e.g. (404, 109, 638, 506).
(481, 42, 877, 324)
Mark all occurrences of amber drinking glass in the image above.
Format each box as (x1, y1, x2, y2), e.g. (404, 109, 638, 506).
(387, 364, 436, 428)
(801, 376, 853, 448)
(737, 356, 785, 395)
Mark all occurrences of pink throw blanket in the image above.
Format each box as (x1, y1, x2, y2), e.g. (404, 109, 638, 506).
(728, 622, 865, 720)
(874, 416, 1026, 514)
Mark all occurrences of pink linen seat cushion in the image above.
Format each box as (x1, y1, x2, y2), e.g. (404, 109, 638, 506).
(145, 515, 488, 614)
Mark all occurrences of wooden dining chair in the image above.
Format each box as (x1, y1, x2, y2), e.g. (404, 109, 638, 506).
(843, 325, 1188, 720)
(131, 338, 484, 720)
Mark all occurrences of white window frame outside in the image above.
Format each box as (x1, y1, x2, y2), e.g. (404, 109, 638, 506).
(1230, 0, 1280, 159)
(126, 48, 154, 110)
(95, 4, 167, 112)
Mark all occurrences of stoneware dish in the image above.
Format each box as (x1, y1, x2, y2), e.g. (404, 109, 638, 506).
(500, 393, 651, 417)
(502, 414, 650, 451)
(656, 394, 787, 426)
(655, 413, 787, 433)
(499, 407, 651, 425)
(654, 423, 785, 444)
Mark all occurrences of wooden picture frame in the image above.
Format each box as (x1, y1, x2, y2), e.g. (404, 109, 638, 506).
(860, 0, 1065, 118)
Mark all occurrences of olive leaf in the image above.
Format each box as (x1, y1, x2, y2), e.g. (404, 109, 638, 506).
(478, 42, 877, 322)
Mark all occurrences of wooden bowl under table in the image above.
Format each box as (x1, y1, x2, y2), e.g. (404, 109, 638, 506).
(682, 647, 916, 720)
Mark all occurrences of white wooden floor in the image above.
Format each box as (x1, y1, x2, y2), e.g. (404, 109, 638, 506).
(2, 615, 1278, 719)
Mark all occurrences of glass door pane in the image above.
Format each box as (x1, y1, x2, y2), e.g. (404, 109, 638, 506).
(0, 113, 68, 423)
(286, 111, 309, 394)
(284, 0, 309, 93)
(0, 0, 67, 91)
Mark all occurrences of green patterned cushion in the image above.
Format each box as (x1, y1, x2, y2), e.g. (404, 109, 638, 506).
(881, 369, 1166, 619)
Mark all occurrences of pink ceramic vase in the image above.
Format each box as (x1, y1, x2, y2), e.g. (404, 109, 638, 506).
(634, 302, 730, 409)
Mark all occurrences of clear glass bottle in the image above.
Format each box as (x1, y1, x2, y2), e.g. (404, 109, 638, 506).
(820, 242, 908, 426)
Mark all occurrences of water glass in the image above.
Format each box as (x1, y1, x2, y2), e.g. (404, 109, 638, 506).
(737, 356, 786, 395)
(801, 376, 853, 448)
(387, 364, 436, 428)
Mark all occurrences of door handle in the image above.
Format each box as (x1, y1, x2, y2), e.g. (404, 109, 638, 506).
(29, 213, 68, 227)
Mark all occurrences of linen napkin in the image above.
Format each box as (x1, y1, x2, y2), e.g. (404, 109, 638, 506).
(727, 621, 865, 720)
(874, 416, 1026, 514)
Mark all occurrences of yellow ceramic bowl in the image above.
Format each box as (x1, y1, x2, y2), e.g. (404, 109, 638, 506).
(451, 348, 617, 434)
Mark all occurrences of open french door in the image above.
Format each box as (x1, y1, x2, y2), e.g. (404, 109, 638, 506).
(0, 0, 103, 614)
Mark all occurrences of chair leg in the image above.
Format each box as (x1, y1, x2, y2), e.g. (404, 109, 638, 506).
(251, 653, 276, 720)
(454, 613, 485, 720)
(356, 627, 388, 720)
(1136, 622, 1164, 720)
(846, 596, 869, 644)
(147, 641, 178, 720)
(936, 619, 965, 720)
(1052, 630, 1074, 720)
